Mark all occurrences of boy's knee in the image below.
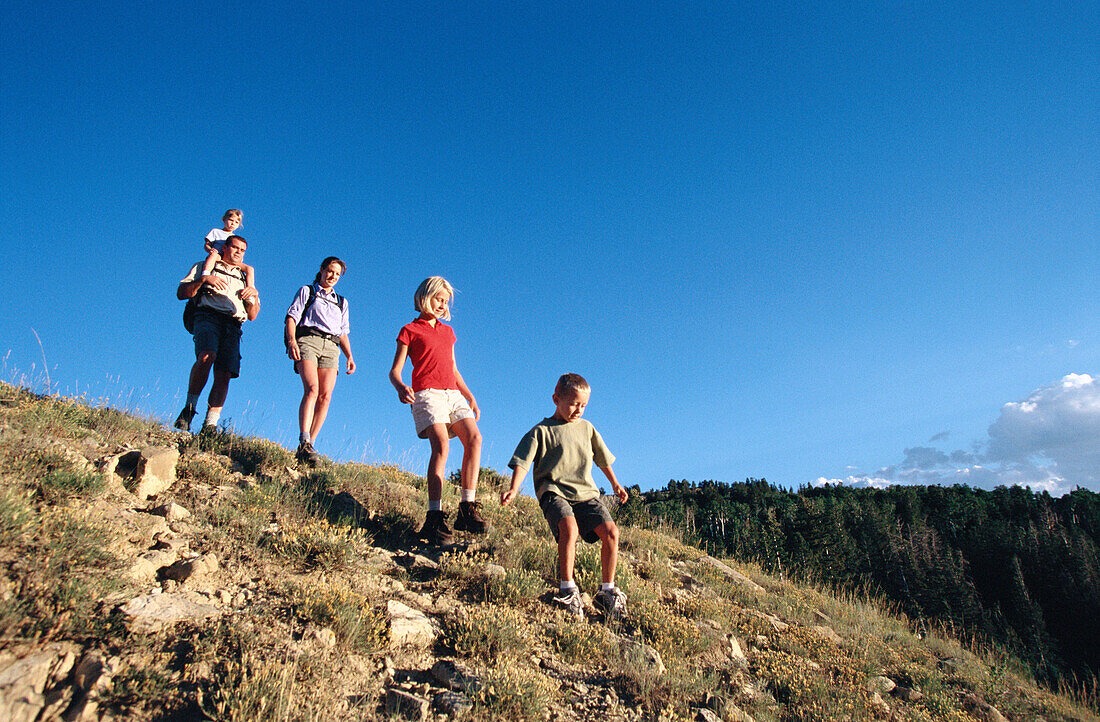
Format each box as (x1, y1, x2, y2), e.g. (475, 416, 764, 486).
(558, 517, 579, 542)
(599, 521, 620, 545)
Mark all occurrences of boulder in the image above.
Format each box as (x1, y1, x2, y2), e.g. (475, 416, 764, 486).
(727, 635, 748, 667)
(866, 676, 896, 695)
(385, 688, 429, 721)
(433, 690, 473, 718)
(0, 651, 54, 722)
(619, 637, 665, 676)
(129, 549, 178, 583)
(387, 600, 437, 649)
(120, 591, 222, 633)
(431, 659, 480, 693)
(812, 625, 844, 645)
(150, 501, 191, 522)
(698, 556, 765, 593)
(162, 553, 219, 584)
(130, 447, 180, 501)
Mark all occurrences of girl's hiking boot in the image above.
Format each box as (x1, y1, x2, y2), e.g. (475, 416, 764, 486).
(454, 501, 488, 533)
(552, 587, 584, 618)
(173, 405, 196, 431)
(418, 510, 454, 545)
(593, 587, 628, 619)
(295, 440, 321, 466)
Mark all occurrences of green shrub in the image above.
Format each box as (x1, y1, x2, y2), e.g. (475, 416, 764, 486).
(443, 604, 537, 661)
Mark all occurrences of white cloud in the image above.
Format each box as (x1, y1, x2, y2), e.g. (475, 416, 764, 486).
(815, 374, 1100, 496)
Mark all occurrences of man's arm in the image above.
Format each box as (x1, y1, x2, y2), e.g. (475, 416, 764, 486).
(242, 291, 260, 321)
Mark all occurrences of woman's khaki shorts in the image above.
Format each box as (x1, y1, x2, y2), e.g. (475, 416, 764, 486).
(411, 388, 474, 438)
(297, 334, 339, 369)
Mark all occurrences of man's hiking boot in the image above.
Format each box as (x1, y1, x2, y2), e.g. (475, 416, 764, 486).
(454, 501, 488, 533)
(552, 587, 584, 619)
(593, 586, 628, 619)
(296, 440, 321, 466)
(173, 405, 196, 431)
(418, 510, 454, 545)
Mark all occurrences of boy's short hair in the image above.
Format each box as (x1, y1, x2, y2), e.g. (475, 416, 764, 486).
(223, 209, 243, 221)
(555, 373, 590, 396)
(414, 276, 455, 320)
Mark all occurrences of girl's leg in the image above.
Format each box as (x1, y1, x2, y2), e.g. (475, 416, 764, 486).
(593, 521, 620, 585)
(423, 424, 450, 503)
(308, 366, 338, 442)
(297, 360, 320, 439)
(451, 417, 483, 492)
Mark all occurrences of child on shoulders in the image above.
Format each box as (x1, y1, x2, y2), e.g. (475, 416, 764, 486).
(202, 209, 256, 289)
(502, 373, 630, 618)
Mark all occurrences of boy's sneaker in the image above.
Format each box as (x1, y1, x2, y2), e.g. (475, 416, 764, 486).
(593, 587, 628, 619)
(552, 587, 584, 618)
(454, 501, 488, 533)
(418, 510, 454, 545)
(295, 440, 321, 466)
(173, 405, 196, 431)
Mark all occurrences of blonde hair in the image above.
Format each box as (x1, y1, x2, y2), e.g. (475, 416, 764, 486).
(414, 276, 455, 320)
(223, 209, 243, 222)
(555, 373, 590, 396)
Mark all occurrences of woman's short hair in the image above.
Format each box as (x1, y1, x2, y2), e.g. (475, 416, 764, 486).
(314, 257, 347, 285)
(414, 276, 455, 320)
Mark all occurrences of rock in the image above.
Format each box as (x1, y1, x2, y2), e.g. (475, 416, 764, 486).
(215, 590, 231, 605)
(433, 690, 473, 718)
(727, 635, 748, 667)
(871, 692, 891, 718)
(395, 552, 440, 573)
(306, 626, 337, 649)
(385, 688, 430, 721)
(162, 553, 219, 583)
(150, 501, 191, 522)
(722, 703, 756, 722)
(697, 556, 766, 593)
(485, 563, 506, 581)
(120, 591, 222, 633)
(0, 651, 54, 722)
(695, 708, 722, 722)
(746, 609, 788, 632)
(284, 465, 302, 481)
(100, 449, 141, 479)
(866, 676, 896, 695)
(130, 447, 180, 501)
(151, 532, 190, 554)
(618, 637, 665, 676)
(430, 659, 480, 693)
(812, 625, 843, 645)
(961, 695, 1008, 722)
(892, 685, 923, 702)
(387, 600, 437, 649)
(129, 550, 178, 583)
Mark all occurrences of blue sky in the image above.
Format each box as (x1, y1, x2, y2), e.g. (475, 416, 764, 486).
(2, 2, 1097, 495)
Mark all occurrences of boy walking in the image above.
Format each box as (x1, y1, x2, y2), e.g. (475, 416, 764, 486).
(502, 373, 630, 618)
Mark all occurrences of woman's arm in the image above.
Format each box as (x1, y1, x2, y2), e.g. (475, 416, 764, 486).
(339, 334, 355, 374)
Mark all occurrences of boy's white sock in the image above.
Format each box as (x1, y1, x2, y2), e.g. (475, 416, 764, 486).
(601, 582, 615, 591)
(461, 488, 476, 503)
(203, 407, 222, 427)
(559, 580, 577, 591)
(428, 499, 442, 512)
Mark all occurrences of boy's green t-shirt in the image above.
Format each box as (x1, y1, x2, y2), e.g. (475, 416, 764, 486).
(508, 417, 615, 502)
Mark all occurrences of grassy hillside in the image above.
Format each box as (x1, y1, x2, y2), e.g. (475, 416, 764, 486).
(0, 383, 1095, 721)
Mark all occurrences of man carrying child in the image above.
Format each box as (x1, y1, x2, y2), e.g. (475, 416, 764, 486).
(502, 373, 630, 618)
(173, 235, 260, 432)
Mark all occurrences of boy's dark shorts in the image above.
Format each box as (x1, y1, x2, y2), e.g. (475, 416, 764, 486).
(539, 493, 613, 544)
(192, 310, 242, 378)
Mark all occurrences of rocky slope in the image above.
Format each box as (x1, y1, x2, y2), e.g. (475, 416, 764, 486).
(0, 384, 1095, 721)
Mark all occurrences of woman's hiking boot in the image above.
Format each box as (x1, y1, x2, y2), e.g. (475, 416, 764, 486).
(418, 510, 454, 545)
(454, 501, 488, 533)
(295, 440, 321, 466)
(173, 405, 196, 431)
